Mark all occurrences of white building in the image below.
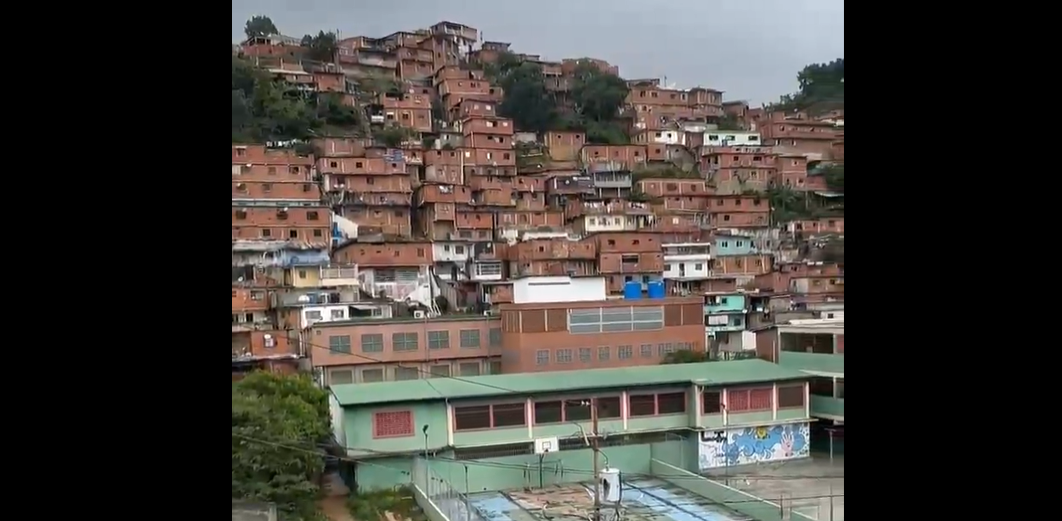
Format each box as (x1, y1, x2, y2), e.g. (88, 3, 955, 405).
(704, 131, 761, 147)
(662, 243, 711, 280)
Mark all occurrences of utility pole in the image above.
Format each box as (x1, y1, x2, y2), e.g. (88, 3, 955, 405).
(828, 427, 836, 521)
(591, 399, 601, 521)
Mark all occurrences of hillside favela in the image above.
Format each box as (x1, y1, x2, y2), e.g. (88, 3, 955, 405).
(231, 14, 844, 521)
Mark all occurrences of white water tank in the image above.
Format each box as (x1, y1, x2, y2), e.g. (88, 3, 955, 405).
(599, 467, 622, 503)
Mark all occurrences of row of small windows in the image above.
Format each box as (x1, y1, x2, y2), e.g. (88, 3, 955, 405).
(328, 329, 503, 353)
(568, 306, 664, 334)
(451, 386, 805, 431)
(535, 343, 694, 365)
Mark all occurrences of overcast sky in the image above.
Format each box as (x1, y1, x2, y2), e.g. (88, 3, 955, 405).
(232, 0, 843, 106)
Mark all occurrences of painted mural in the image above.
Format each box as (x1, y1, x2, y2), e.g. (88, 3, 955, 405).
(697, 423, 810, 471)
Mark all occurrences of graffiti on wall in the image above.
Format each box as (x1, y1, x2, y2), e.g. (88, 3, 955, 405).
(697, 423, 810, 471)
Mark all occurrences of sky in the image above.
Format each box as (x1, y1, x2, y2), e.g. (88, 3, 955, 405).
(231, 0, 844, 106)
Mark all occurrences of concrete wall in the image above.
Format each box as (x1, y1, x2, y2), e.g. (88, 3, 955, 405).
(355, 440, 690, 493)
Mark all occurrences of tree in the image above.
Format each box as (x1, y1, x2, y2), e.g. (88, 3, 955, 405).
(497, 62, 557, 133)
(301, 31, 337, 63)
(232, 56, 363, 142)
(570, 60, 629, 122)
(767, 185, 807, 223)
(770, 58, 844, 113)
(663, 350, 710, 364)
(821, 163, 844, 192)
(232, 372, 331, 521)
(245, 16, 279, 39)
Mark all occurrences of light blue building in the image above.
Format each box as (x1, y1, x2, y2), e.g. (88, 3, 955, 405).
(704, 293, 748, 334)
(711, 235, 760, 257)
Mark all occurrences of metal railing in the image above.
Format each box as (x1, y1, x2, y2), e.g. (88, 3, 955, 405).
(412, 458, 487, 521)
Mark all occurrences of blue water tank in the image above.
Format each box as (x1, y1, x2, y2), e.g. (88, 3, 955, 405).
(623, 281, 642, 299)
(647, 280, 666, 299)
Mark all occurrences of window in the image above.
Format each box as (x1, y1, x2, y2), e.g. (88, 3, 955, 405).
(618, 345, 632, 359)
(568, 306, 664, 334)
(330, 369, 354, 385)
(307, 211, 319, 220)
(361, 334, 383, 353)
(489, 328, 502, 346)
(534, 401, 563, 424)
(640, 344, 653, 357)
(493, 403, 526, 427)
(489, 361, 502, 374)
(235, 210, 247, 220)
(556, 349, 573, 363)
(595, 397, 622, 419)
(394, 366, 420, 380)
(428, 331, 450, 349)
(373, 411, 414, 438)
(727, 387, 773, 412)
(330, 309, 344, 320)
(393, 332, 418, 351)
(362, 368, 384, 382)
(598, 346, 611, 361)
(657, 392, 686, 414)
(429, 365, 451, 378)
(629, 395, 656, 416)
(536, 349, 550, 365)
(306, 310, 323, 322)
(579, 348, 591, 362)
(702, 390, 722, 413)
(836, 378, 845, 398)
(657, 343, 675, 356)
(454, 405, 491, 430)
(460, 329, 480, 348)
(459, 362, 481, 376)
(328, 335, 351, 354)
(778, 385, 805, 408)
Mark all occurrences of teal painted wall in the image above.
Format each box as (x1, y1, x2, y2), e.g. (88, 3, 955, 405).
(354, 457, 413, 491)
(430, 441, 682, 494)
(704, 295, 747, 314)
(342, 386, 810, 463)
(344, 402, 449, 456)
(712, 237, 759, 256)
(354, 441, 696, 494)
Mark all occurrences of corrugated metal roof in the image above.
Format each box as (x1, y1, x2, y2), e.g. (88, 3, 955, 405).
(330, 359, 809, 406)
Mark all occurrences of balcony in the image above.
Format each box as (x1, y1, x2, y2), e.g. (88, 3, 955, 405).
(592, 172, 633, 189)
(320, 266, 359, 287)
(778, 350, 844, 374)
(705, 313, 745, 332)
(273, 288, 360, 307)
(587, 161, 625, 173)
(810, 395, 845, 420)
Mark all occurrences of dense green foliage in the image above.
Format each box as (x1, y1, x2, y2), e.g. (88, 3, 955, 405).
(301, 31, 338, 63)
(245, 15, 279, 39)
(662, 351, 756, 364)
(347, 486, 424, 521)
(772, 58, 844, 113)
(821, 163, 844, 192)
(232, 372, 332, 521)
(231, 56, 363, 143)
(482, 54, 630, 144)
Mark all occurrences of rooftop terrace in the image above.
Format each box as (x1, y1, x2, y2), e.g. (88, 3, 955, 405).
(330, 359, 808, 406)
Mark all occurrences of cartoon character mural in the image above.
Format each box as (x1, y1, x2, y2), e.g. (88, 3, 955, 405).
(697, 423, 810, 471)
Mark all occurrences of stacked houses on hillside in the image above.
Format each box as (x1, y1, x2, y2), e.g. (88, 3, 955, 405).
(231, 20, 844, 387)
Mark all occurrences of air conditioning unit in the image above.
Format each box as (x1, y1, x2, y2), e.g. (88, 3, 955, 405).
(413, 310, 426, 319)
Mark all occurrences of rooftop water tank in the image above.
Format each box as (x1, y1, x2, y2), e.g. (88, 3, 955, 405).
(647, 280, 666, 299)
(623, 281, 642, 299)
